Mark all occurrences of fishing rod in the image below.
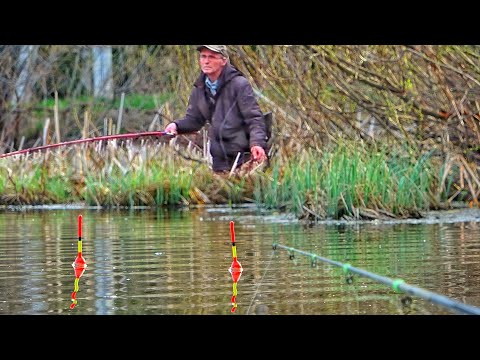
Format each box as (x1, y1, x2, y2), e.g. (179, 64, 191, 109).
(0, 131, 174, 159)
(272, 243, 480, 315)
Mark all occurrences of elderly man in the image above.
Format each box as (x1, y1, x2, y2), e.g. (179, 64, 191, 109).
(165, 45, 268, 173)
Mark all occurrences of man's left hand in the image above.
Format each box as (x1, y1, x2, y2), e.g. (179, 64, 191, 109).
(251, 146, 267, 162)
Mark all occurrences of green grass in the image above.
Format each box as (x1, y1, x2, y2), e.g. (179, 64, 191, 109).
(257, 142, 436, 219)
(0, 141, 441, 218)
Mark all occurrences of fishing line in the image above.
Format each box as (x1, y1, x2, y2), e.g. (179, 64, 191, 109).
(246, 249, 276, 315)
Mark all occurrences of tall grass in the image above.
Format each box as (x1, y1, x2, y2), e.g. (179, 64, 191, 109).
(259, 141, 436, 219)
(0, 139, 449, 220)
(1, 45, 479, 211)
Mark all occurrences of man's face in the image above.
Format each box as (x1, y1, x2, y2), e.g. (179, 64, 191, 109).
(199, 48, 227, 80)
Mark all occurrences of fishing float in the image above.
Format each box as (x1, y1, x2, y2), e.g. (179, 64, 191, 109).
(71, 214, 87, 309)
(228, 221, 243, 313)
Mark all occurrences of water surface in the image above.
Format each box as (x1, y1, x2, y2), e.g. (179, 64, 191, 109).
(1, 206, 480, 315)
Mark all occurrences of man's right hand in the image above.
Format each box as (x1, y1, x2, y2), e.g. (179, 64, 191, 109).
(164, 122, 178, 135)
(251, 145, 267, 162)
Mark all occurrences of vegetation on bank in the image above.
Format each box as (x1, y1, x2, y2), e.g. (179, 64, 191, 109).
(1, 45, 480, 218)
(0, 139, 468, 221)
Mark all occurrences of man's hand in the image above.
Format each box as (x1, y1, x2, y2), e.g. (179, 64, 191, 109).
(251, 145, 267, 162)
(164, 122, 178, 135)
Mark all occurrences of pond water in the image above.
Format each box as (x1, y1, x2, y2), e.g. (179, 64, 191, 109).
(1, 205, 480, 315)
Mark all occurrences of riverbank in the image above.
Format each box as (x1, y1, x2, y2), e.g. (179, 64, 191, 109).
(1, 202, 479, 227)
(0, 140, 477, 222)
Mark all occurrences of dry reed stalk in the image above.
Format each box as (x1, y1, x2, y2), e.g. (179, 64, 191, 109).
(117, 92, 125, 134)
(54, 91, 61, 143)
(43, 118, 50, 146)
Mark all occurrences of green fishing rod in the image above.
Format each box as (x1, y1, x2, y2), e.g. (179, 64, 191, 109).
(272, 243, 480, 315)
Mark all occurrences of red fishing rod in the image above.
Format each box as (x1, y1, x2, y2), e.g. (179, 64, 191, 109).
(228, 221, 243, 313)
(71, 214, 87, 309)
(0, 131, 174, 159)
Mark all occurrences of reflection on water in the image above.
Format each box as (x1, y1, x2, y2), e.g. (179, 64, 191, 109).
(0, 205, 480, 315)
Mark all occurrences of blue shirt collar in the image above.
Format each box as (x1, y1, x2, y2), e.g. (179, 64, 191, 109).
(205, 77, 219, 96)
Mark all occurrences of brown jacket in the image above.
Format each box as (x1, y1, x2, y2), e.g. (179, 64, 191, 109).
(174, 63, 267, 171)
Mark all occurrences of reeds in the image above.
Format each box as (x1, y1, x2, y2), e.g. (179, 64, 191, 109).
(0, 134, 475, 220)
(1, 46, 480, 217)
